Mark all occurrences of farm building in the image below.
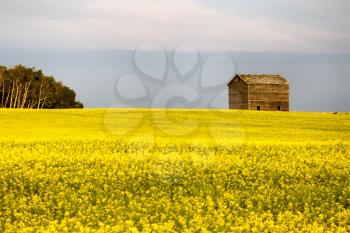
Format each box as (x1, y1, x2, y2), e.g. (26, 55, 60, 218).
(228, 74, 290, 111)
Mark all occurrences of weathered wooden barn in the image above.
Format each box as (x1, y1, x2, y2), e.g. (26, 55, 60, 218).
(228, 74, 289, 111)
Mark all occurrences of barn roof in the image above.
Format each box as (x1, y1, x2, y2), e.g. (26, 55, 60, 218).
(228, 74, 289, 85)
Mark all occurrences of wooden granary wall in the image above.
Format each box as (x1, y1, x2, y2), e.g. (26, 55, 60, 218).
(228, 74, 290, 111)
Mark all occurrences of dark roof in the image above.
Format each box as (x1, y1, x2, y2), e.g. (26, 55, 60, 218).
(228, 74, 289, 85)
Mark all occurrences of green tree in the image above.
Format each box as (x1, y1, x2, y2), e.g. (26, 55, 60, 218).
(0, 65, 83, 109)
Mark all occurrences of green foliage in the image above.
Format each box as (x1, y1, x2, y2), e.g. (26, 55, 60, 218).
(0, 65, 83, 109)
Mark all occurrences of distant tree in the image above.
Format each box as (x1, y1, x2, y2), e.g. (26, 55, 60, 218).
(0, 65, 83, 109)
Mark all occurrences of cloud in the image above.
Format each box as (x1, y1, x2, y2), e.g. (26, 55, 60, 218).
(0, 0, 349, 53)
(198, 0, 350, 29)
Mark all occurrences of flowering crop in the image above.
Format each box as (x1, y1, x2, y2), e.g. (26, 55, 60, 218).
(0, 109, 349, 232)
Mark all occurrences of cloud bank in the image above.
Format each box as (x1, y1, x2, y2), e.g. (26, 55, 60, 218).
(0, 0, 349, 53)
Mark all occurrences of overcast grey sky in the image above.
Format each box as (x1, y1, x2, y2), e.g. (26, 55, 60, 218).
(0, 0, 349, 53)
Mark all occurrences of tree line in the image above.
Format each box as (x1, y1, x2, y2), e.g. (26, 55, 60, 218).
(0, 65, 83, 109)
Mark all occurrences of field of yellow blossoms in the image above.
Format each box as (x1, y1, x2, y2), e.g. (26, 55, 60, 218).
(0, 109, 349, 232)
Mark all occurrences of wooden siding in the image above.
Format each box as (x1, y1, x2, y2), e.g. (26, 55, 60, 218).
(228, 75, 290, 111)
(228, 77, 248, 109)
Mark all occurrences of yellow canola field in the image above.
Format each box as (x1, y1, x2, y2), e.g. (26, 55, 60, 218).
(0, 109, 349, 232)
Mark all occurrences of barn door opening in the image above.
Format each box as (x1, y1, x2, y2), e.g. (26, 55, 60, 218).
(257, 106, 261, 111)
(277, 106, 281, 111)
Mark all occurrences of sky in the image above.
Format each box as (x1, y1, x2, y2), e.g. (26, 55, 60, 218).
(0, 0, 349, 53)
(0, 1, 349, 111)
